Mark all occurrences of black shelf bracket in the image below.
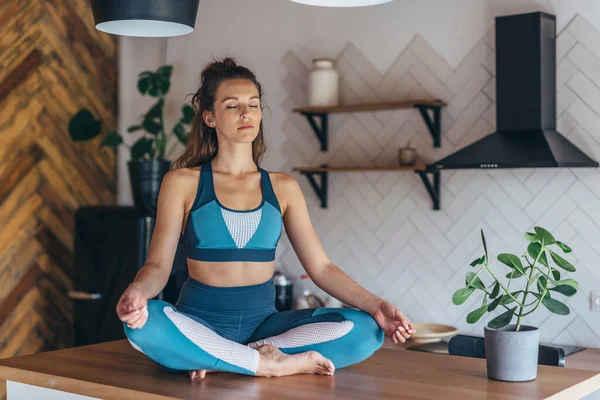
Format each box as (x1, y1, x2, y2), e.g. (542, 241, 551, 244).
(299, 166, 329, 208)
(416, 170, 441, 210)
(301, 113, 329, 151)
(415, 104, 442, 148)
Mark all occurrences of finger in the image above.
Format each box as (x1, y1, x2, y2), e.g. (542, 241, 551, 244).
(131, 308, 149, 329)
(391, 334, 397, 344)
(128, 307, 147, 328)
(121, 304, 147, 320)
(127, 313, 144, 329)
(120, 309, 142, 323)
(395, 331, 405, 343)
(199, 370, 207, 379)
(189, 371, 197, 380)
(397, 326, 411, 339)
(130, 314, 147, 329)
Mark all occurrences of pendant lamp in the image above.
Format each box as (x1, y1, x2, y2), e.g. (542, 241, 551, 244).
(91, 0, 200, 37)
(289, 0, 394, 6)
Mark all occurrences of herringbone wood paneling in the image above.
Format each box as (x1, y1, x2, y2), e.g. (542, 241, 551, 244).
(0, 1, 117, 396)
(278, 14, 600, 350)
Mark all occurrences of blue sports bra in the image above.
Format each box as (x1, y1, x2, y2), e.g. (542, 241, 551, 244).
(182, 161, 283, 262)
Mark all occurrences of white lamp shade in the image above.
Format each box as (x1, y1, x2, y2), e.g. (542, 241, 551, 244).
(95, 20, 194, 38)
(289, 0, 394, 6)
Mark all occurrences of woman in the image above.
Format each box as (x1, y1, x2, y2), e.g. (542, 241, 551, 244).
(116, 57, 416, 380)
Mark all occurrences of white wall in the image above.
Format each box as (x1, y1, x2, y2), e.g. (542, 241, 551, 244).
(118, 0, 600, 347)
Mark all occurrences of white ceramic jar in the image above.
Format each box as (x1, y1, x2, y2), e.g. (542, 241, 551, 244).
(308, 58, 339, 107)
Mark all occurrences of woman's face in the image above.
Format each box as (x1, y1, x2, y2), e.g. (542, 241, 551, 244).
(203, 79, 262, 144)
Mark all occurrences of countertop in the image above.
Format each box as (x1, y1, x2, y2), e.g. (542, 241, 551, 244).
(1, 338, 599, 399)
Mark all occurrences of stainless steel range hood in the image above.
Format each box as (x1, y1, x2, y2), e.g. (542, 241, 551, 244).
(429, 12, 599, 170)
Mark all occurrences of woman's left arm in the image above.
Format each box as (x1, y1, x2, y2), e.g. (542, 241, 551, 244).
(278, 174, 416, 342)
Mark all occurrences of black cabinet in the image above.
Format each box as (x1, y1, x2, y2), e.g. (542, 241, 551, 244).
(71, 206, 188, 347)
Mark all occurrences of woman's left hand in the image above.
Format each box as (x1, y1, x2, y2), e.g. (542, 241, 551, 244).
(371, 301, 416, 344)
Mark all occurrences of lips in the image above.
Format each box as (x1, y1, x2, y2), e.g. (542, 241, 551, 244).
(238, 125, 253, 130)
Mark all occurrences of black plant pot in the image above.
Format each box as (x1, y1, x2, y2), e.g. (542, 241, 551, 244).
(128, 159, 171, 217)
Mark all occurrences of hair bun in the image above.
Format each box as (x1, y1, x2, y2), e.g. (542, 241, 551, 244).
(221, 57, 238, 67)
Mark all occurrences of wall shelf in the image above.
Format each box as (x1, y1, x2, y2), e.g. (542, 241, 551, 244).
(292, 99, 445, 151)
(292, 159, 441, 210)
(292, 99, 445, 210)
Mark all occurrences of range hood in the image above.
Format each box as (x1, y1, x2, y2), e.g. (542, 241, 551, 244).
(429, 12, 599, 170)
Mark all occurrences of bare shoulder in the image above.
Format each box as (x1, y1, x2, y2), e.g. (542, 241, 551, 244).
(163, 166, 201, 187)
(161, 167, 201, 208)
(267, 171, 301, 193)
(266, 171, 304, 213)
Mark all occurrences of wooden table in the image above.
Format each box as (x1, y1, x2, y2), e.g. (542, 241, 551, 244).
(0, 339, 599, 399)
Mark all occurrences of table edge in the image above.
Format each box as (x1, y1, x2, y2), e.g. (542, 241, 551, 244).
(545, 371, 600, 400)
(0, 365, 177, 400)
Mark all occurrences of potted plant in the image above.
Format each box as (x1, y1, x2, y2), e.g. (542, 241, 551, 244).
(452, 226, 578, 382)
(68, 65, 195, 216)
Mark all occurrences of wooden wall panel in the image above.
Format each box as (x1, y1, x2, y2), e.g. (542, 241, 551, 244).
(0, 1, 117, 397)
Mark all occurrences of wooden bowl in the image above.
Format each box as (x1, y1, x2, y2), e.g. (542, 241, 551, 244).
(409, 323, 458, 344)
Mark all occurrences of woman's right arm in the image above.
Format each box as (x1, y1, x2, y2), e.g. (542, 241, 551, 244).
(116, 168, 191, 325)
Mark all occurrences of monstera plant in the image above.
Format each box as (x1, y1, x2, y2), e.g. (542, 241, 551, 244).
(68, 65, 196, 215)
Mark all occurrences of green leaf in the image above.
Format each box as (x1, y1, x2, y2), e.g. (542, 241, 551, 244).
(142, 119, 161, 135)
(173, 123, 185, 140)
(487, 296, 502, 312)
(452, 287, 476, 305)
(157, 65, 173, 79)
(466, 272, 486, 291)
(127, 125, 142, 133)
(537, 276, 548, 294)
(534, 226, 556, 246)
(506, 270, 524, 279)
(549, 250, 576, 272)
(481, 229, 489, 260)
(99, 131, 122, 148)
(470, 256, 484, 267)
(525, 231, 539, 242)
(500, 291, 523, 305)
(497, 253, 525, 275)
(146, 99, 164, 120)
(533, 293, 570, 315)
(490, 282, 500, 299)
(550, 285, 577, 297)
(69, 109, 102, 141)
(556, 241, 572, 253)
(467, 304, 489, 324)
(131, 137, 153, 159)
(138, 76, 151, 95)
(181, 104, 195, 124)
(488, 306, 517, 329)
(551, 279, 578, 290)
(527, 242, 549, 268)
(551, 268, 561, 281)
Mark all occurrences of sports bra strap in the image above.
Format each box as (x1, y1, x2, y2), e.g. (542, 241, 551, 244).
(259, 168, 281, 213)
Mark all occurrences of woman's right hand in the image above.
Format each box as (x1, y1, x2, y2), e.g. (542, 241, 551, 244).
(116, 283, 149, 329)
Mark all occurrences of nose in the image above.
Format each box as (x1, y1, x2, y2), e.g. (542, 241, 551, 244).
(240, 105, 250, 119)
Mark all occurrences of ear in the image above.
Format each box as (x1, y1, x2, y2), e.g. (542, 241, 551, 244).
(202, 110, 215, 127)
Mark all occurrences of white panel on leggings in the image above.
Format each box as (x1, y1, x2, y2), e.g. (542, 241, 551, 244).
(127, 337, 145, 354)
(221, 208, 262, 248)
(163, 306, 260, 373)
(247, 321, 354, 349)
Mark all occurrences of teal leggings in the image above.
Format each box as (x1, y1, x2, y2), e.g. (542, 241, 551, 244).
(124, 277, 384, 375)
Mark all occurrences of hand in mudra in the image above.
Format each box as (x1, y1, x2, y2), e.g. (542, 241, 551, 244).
(372, 301, 416, 344)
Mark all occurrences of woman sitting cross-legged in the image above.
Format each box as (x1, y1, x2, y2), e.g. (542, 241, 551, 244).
(116, 57, 416, 380)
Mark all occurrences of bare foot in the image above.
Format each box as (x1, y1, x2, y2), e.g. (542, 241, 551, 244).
(255, 344, 335, 377)
(189, 369, 214, 380)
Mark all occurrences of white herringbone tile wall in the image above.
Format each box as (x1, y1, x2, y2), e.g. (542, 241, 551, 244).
(276, 14, 600, 348)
